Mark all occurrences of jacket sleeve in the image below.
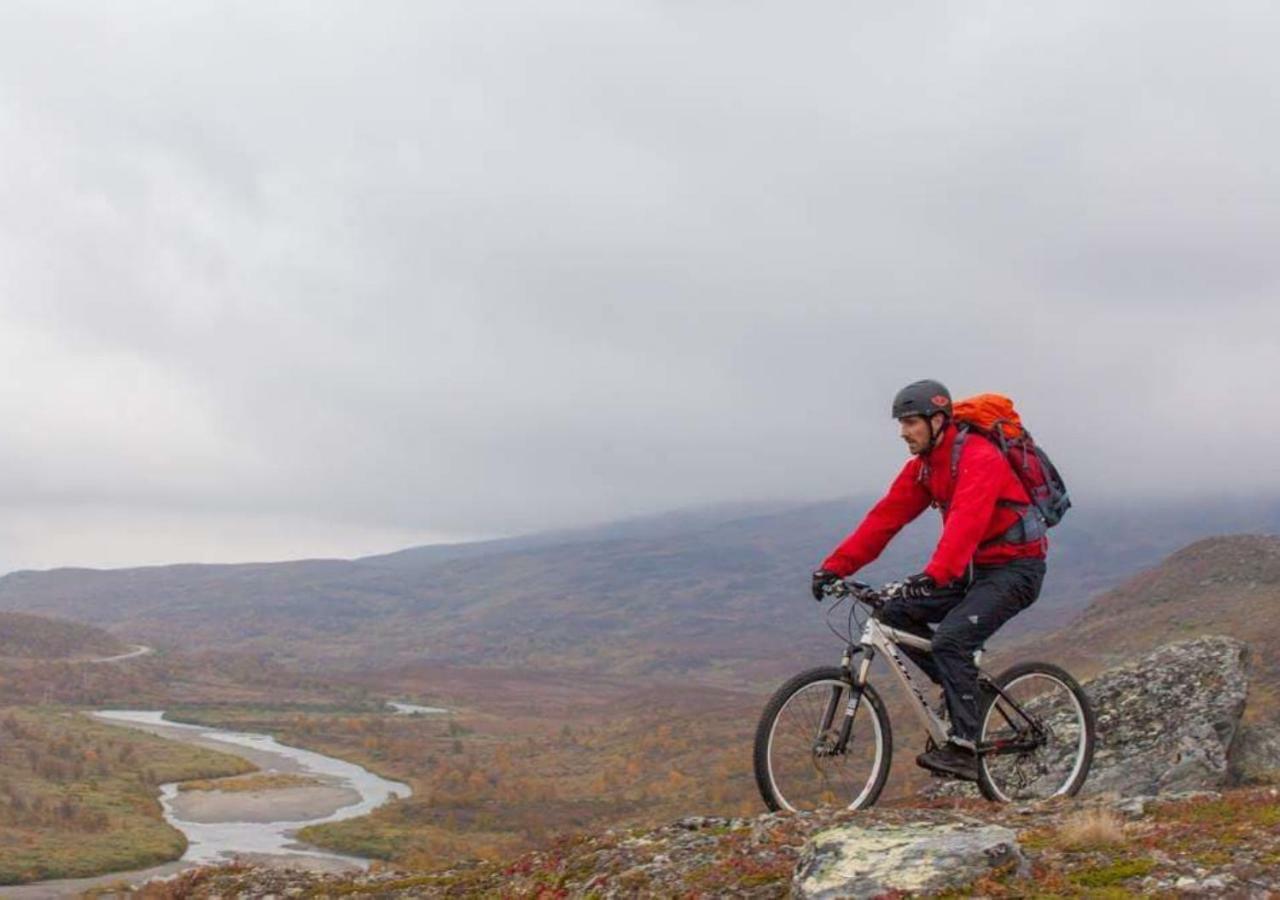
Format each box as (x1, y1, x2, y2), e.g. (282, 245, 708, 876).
(821, 460, 930, 577)
(923, 439, 1005, 584)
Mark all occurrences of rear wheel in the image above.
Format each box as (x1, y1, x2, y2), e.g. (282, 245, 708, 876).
(753, 666, 892, 812)
(977, 661, 1095, 802)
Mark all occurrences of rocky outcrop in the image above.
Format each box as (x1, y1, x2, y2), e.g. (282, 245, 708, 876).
(792, 820, 1025, 899)
(1084, 635, 1249, 795)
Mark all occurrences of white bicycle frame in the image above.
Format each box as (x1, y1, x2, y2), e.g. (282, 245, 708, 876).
(842, 615, 984, 748)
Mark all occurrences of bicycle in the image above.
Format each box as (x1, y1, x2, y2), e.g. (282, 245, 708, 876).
(753, 577, 1095, 811)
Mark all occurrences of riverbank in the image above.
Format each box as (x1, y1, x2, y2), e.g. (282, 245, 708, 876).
(0, 710, 410, 898)
(0, 707, 251, 894)
(93, 711, 410, 864)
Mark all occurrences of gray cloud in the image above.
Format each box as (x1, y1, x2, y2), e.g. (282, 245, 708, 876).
(0, 1, 1277, 568)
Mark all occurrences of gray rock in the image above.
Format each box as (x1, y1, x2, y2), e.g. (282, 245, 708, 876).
(792, 821, 1025, 899)
(1112, 794, 1152, 817)
(1082, 636, 1248, 796)
(1228, 721, 1280, 784)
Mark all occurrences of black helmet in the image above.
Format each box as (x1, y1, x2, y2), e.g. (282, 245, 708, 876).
(892, 380, 952, 420)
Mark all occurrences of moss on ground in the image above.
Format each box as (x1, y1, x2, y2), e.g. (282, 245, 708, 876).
(1067, 857, 1155, 887)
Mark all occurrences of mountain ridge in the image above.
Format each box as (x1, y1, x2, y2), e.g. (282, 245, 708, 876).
(0, 497, 1276, 682)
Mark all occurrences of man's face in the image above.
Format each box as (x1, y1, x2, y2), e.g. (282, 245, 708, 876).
(899, 414, 940, 455)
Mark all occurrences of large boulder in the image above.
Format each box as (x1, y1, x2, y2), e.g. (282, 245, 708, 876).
(1084, 635, 1248, 795)
(792, 820, 1026, 899)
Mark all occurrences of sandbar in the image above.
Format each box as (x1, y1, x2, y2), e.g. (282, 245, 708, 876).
(168, 783, 362, 823)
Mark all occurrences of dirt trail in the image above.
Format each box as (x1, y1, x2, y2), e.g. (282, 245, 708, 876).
(87, 644, 153, 664)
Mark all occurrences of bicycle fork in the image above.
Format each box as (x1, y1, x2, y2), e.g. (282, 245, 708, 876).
(815, 645, 875, 757)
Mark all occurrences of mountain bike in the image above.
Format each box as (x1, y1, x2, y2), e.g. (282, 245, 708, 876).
(753, 577, 1095, 810)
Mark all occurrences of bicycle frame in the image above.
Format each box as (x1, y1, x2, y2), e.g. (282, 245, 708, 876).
(807, 582, 1054, 764)
(814, 614, 1047, 760)
(809, 616, 955, 757)
(843, 617, 955, 747)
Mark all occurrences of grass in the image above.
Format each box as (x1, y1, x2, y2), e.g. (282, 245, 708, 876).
(1153, 792, 1280, 828)
(0, 706, 255, 884)
(297, 817, 412, 861)
(1051, 808, 1127, 851)
(1067, 857, 1155, 887)
(298, 815, 525, 869)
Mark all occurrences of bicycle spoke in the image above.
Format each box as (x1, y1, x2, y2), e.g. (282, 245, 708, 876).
(981, 670, 1088, 801)
(764, 677, 885, 811)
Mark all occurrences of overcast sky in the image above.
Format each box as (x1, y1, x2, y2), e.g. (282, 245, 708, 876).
(1, 1, 1277, 570)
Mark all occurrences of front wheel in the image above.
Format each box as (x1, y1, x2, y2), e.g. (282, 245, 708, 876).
(977, 661, 1095, 802)
(753, 666, 892, 812)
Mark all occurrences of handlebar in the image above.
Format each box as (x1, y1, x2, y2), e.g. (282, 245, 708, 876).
(822, 578, 903, 608)
(817, 578, 903, 644)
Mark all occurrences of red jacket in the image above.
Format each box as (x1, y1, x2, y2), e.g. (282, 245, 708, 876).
(820, 424, 1047, 585)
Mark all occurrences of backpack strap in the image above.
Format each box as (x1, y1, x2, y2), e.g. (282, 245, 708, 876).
(955, 422, 1047, 549)
(949, 423, 969, 480)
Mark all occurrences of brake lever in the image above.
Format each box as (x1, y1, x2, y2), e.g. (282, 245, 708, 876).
(823, 580, 851, 599)
(850, 580, 894, 609)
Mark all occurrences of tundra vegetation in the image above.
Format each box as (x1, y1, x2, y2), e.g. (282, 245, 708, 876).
(170, 675, 770, 871)
(0, 707, 253, 884)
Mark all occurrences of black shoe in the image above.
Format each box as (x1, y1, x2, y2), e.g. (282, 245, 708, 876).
(915, 743, 978, 782)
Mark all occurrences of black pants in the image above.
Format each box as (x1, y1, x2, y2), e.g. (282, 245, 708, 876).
(879, 558, 1046, 742)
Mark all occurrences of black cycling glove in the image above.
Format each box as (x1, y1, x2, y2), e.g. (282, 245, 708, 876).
(900, 572, 937, 600)
(811, 569, 840, 601)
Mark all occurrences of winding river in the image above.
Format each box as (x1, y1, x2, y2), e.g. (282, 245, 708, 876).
(0, 710, 413, 898)
(94, 710, 411, 865)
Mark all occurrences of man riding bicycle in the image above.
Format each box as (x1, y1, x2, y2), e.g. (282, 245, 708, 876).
(811, 380, 1047, 781)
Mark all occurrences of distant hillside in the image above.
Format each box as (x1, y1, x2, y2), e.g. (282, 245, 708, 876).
(0, 611, 127, 660)
(1000, 534, 1280, 720)
(0, 497, 1276, 683)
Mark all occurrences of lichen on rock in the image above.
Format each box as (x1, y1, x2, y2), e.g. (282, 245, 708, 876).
(1082, 635, 1248, 796)
(792, 820, 1026, 899)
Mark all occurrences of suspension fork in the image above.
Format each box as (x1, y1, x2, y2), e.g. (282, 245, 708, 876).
(816, 646, 853, 737)
(829, 644, 875, 753)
